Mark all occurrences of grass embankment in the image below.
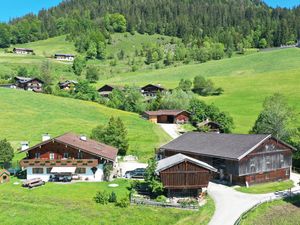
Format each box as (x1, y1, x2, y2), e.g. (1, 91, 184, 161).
(240, 195, 300, 225)
(0, 178, 213, 225)
(102, 48, 300, 133)
(236, 180, 294, 194)
(0, 88, 170, 162)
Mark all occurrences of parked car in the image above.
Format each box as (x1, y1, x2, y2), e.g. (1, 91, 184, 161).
(16, 170, 27, 179)
(49, 174, 72, 182)
(124, 168, 146, 179)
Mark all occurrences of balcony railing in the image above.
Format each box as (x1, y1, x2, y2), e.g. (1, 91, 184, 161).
(20, 159, 98, 168)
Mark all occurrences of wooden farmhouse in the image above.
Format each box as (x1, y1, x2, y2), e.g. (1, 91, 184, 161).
(0, 169, 10, 184)
(54, 54, 75, 61)
(98, 84, 124, 97)
(140, 84, 165, 97)
(14, 76, 44, 92)
(143, 110, 190, 124)
(58, 80, 78, 90)
(158, 132, 295, 186)
(156, 153, 217, 197)
(19, 133, 118, 182)
(13, 48, 34, 55)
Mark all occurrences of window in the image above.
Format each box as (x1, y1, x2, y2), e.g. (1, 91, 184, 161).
(35, 153, 41, 159)
(78, 151, 83, 159)
(63, 153, 69, 159)
(75, 168, 86, 174)
(32, 168, 44, 174)
(46, 168, 52, 174)
(286, 169, 290, 176)
(265, 156, 272, 170)
(250, 159, 256, 173)
(49, 153, 55, 160)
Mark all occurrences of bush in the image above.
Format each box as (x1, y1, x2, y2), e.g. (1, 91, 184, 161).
(109, 191, 117, 203)
(178, 198, 198, 207)
(94, 191, 109, 204)
(115, 197, 130, 208)
(155, 195, 167, 203)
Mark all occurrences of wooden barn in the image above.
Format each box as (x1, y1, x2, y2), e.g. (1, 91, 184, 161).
(141, 84, 165, 97)
(197, 119, 222, 133)
(156, 153, 217, 197)
(143, 110, 190, 124)
(0, 169, 10, 184)
(98, 84, 124, 97)
(13, 48, 34, 55)
(158, 132, 295, 186)
(14, 76, 44, 92)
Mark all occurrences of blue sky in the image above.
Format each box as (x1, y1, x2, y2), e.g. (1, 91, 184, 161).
(0, 0, 299, 22)
(0, 0, 63, 22)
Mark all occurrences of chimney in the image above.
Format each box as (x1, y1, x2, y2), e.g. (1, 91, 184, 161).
(80, 135, 87, 141)
(20, 141, 29, 151)
(42, 133, 51, 142)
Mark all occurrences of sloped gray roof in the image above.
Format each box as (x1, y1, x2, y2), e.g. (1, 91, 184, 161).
(156, 153, 217, 174)
(160, 132, 273, 160)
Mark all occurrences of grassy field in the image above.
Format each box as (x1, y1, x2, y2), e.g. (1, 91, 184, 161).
(240, 195, 300, 225)
(0, 88, 170, 162)
(0, 178, 213, 225)
(99, 48, 300, 133)
(236, 180, 294, 194)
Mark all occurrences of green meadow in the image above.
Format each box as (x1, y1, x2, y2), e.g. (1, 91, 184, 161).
(101, 48, 300, 133)
(0, 178, 214, 225)
(0, 88, 170, 162)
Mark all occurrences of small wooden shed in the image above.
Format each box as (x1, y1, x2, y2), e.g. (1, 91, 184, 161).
(156, 153, 217, 197)
(143, 110, 190, 124)
(0, 169, 10, 184)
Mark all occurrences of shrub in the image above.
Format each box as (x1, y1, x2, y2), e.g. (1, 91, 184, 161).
(155, 195, 167, 203)
(94, 191, 109, 204)
(109, 191, 117, 203)
(115, 197, 130, 208)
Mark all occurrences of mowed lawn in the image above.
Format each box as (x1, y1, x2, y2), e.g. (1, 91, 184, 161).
(236, 180, 294, 194)
(0, 88, 170, 162)
(240, 195, 300, 225)
(101, 48, 300, 133)
(0, 178, 213, 225)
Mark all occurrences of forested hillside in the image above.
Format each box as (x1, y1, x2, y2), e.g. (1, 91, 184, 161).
(0, 0, 299, 49)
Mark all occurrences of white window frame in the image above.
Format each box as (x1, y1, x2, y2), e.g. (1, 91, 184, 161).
(49, 153, 55, 160)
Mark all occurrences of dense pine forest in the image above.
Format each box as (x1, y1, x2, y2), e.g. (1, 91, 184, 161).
(0, 0, 299, 50)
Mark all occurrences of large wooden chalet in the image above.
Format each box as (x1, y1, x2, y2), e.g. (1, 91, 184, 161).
(19, 133, 118, 182)
(13, 48, 34, 55)
(158, 132, 295, 186)
(140, 84, 165, 97)
(156, 153, 217, 197)
(143, 110, 190, 124)
(58, 80, 78, 90)
(54, 54, 75, 61)
(14, 76, 44, 92)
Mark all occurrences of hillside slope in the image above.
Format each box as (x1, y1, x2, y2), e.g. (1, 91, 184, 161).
(0, 88, 170, 162)
(101, 48, 300, 132)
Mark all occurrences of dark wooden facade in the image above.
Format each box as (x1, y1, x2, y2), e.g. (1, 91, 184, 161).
(15, 77, 43, 92)
(141, 84, 165, 97)
(21, 141, 107, 167)
(160, 138, 293, 185)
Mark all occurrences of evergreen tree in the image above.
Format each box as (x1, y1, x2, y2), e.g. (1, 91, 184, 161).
(72, 55, 86, 76)
(86, 66, 99, 83)
(0, 139, 14, 168)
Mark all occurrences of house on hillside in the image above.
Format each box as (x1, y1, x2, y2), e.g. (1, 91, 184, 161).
(54, 54, 75, 61)
(19, 133, 118, 182)
(143, 110, 190, 124)
(0, 169, 10, 184)
(58, 80, 78, 91)
(98, 84, 124, 97)
(157, 132, 295, 186)
(197, 119, 222, 133)
(13, 48, 34, 55)
(140, 84, 166, 97)
(14, 76, 44, 92)
(156, 153, 217, 197)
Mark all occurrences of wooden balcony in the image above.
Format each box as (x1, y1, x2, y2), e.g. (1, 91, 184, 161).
(20, 159, 98, 168)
